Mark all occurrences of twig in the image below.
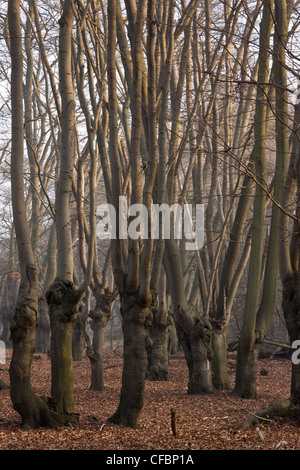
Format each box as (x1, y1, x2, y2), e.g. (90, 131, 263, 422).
(171, 407, 179, 437)
(255, 426, 266, 442)
(240, 407, 272, 423)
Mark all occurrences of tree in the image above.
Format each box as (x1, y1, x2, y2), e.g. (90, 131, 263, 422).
(278, 0, 300, 406)
(233, 0, 291, 398)
(73, 0, 115, 390)
(105, 0, 158, 427)
(8, 0, 70, 429)
(45, 0, 95, 419)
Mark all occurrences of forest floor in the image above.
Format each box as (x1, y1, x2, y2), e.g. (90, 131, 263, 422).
(0, 347, 299, 451)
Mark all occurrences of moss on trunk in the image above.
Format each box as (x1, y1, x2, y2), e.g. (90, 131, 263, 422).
(211, 327, 231, 390)
(46, 278, 82, 418)
(108, 294, 153, 427)
(175, 307, 214, 395)
(148, 309, 172, 381)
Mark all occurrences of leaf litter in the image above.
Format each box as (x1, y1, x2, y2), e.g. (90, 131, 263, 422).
(0, 349, 299, 450)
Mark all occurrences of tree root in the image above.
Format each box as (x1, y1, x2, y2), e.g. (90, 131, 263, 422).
(239, 397, 298, 428)
(0, 379, 9, 390)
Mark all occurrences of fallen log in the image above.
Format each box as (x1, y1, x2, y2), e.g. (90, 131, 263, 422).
(240, 397, 297, 428)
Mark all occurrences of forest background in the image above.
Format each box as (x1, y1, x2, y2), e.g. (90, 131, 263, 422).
(0, 0, 300, 452)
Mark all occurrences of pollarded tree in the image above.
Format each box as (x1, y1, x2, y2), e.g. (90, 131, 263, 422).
(8, 0, 76, 429)
(241, 0, 300, 422)
(162, 0, 214, 394)
(72, 0, 116, 390)
(233, 0, 291, 399)
(106, 0, 157, 427)
(45, 0, 96, 419)
(277, 1, 300, 408)
(207, 0, 262, 390)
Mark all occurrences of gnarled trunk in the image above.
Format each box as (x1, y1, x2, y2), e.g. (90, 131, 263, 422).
(36, 298, 51, 353)
(108, 295, 152, 427)
(8, 0, 75, 429)
(46, 279, 82, 416)
(282, 272, 300, 401)
(148, 308, 172, 381)
(232, 0, 275, 399)
(10, 284, 77, 428)
(211, 325, 231, 390)
(175, 306, 214, 394)
(232, 340, 260, 398)
(87, 288, 112, 391)
(164, 237, 214, 394)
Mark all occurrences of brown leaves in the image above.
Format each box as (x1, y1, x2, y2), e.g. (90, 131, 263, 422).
(0, 349, 298, 450)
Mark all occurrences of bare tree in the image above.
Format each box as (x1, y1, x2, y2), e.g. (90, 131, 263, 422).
(105, 0, 155, 427)
(46, 0, 95, 420)
(8, 0, 70, 429)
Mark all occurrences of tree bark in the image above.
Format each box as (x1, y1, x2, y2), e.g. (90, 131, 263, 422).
(233, 0, 274, 398)
(88, 288, 112, 391)
(108, 294, 152, 427)
(148, 307, 172, 381)
(46, 0, 94, 419)
(164, 238, 214, 394)
(36, 223, 56, 353)
(106, 0, 157, 426)
(211, 326, 231, 390)
(8, 0, 75, 429)
(46, 279, 82, 415)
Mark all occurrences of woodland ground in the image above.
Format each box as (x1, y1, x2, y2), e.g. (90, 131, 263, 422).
(0, 347, 299, 451)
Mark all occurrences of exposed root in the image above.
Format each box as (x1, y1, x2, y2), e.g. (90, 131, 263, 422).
(240, 397, 297, 428)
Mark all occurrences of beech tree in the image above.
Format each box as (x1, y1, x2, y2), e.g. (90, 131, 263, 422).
(233, 0, 294, 399)
(72, 0, 116, 390)
(232, 0, 275, 398)
(7, 0, 73, 429)
(3, 0, 300, 432)
(45, 0, 96, 418)
(105, 0, 158, 427)
(278, 0, 300, 409)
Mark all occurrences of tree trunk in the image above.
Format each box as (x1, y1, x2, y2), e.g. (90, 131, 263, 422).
(88, 321, 105, 391)
(211, 326, 231, 390)
(1, 235, 17, 345)
(148, 269, 171, 381)
(46, 0, 95, 419)
(233, 340, 260, 398)
(148, 309, 172, 381)
(108, 296, 152, 427)
(106, 0, 156, 427)
(164, 236, 214, 394)
(72, 317, 84, 361)
(36, 298, 50, 353)
(87, 288, 112, 391)
(233, 0, 274, 398)
(8, 0, 75, 428)
(46, 279, 81, 415)
(175, 306, 213, 394)
(36, 223, 56, 353)
(10, 282, 75, 428)
(282, 272, 300, 400)
(9, 281, 42, 428)
(169, 319, 179, 355)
